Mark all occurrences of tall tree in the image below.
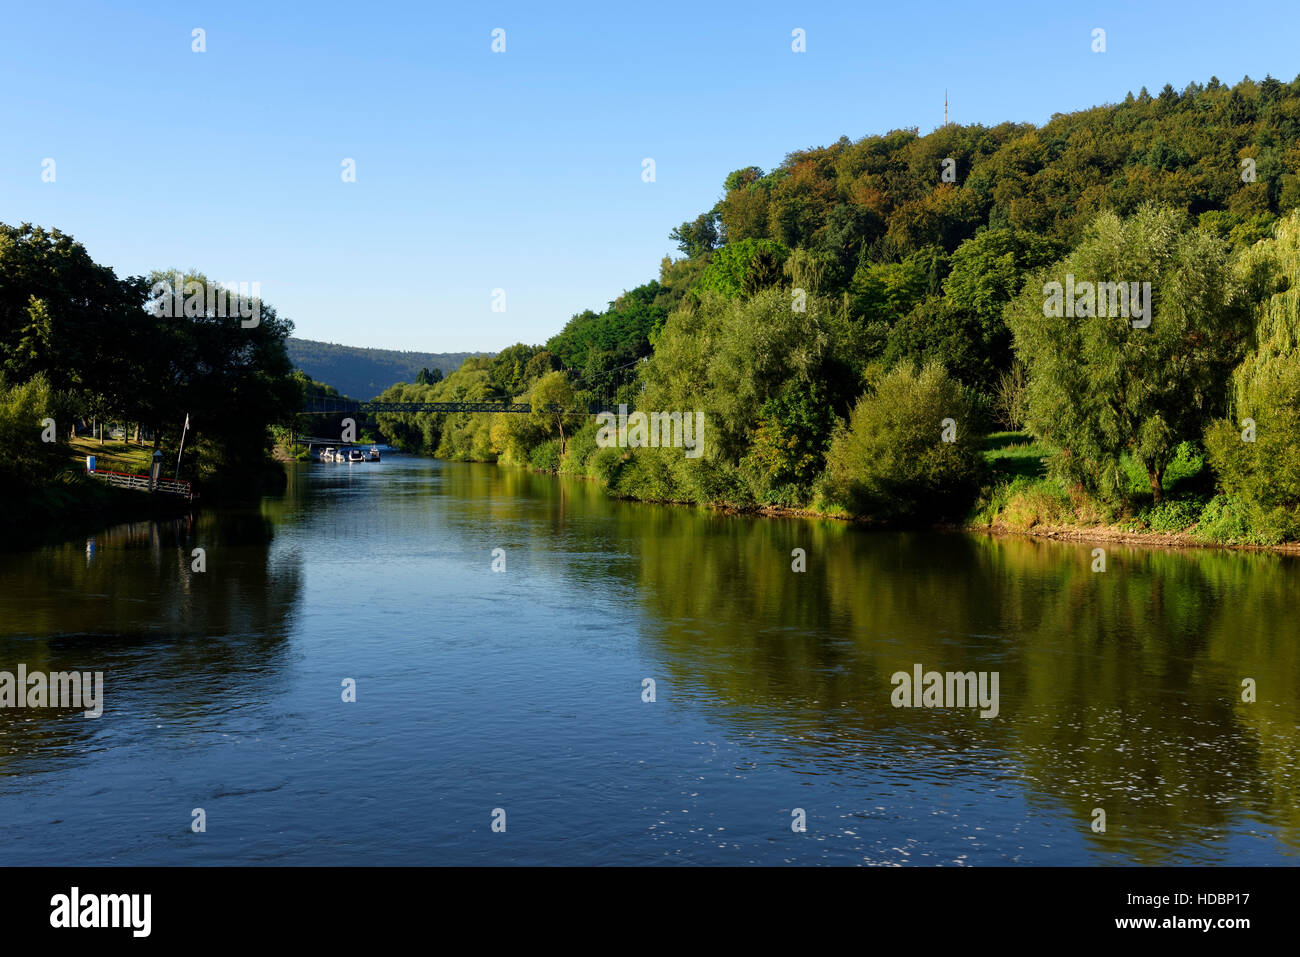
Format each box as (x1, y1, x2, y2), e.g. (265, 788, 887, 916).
(528, 371, 581, 456)
(668, 212, 720, 258)
(1004, 204, 1252, 501)
(1205, 210, 1300, 538)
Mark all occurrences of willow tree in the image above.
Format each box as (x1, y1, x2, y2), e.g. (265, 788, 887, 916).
(1004, 204, 1251, 502)
(1205, 210, 1300, 538)
(640, 285, 862, 468)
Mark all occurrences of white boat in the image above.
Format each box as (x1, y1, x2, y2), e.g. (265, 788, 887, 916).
(367, 446, 381, 462)
(319, 447, 336, 462)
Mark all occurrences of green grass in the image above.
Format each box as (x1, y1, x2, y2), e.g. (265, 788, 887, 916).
(68, 436, 154, 473)
(973, 433, 1064, 528)
(971, 434, 1298, 546)
(981, 432, 1052, 482)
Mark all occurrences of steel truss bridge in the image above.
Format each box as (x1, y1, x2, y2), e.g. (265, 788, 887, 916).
(299, 396, 615, 415)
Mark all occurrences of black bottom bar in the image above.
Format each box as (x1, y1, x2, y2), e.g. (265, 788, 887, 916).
(0, 865, 1281, 943)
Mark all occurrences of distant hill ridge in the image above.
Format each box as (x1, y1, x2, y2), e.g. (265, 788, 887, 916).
(288, 337, 490, 399)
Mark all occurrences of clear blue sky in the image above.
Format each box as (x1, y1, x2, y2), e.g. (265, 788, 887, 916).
(2, 1, 1296, 352)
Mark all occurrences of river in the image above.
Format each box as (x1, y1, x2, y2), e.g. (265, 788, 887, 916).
(1, 455, 1297, 864)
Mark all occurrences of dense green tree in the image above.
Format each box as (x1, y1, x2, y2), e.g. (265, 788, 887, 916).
(140, 269, 299, 491)
(668, 212, 720, 258)
(694, 238, 790, 300)
(822, 362, 985, 520)
(813, 203, 887, 289)
(942, 228, 1059, 317)
(723, 166, 765, 191)
(1205, 210, 1300, 539)
(487, 343, 546, 397)
(768, 157, 838, 249)
(641, 286, 862, 467)
(848, 246, 947, 327)
(881, 228, 1062, 389)
(742, 381, 839, 506)
(1004, 205, 1252, 501)
(546, 282, 669, 374)
(719, 181, 772, 243)
(0, 373, 66, 496)
(0, 222, 150, 413)
(883, 296, 999, 391)
(884, 184, 983, 253)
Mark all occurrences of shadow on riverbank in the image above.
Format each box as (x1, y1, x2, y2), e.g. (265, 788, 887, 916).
(5, 474, 199, 553)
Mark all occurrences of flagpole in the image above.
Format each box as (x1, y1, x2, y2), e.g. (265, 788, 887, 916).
(175, 414, 190, 481)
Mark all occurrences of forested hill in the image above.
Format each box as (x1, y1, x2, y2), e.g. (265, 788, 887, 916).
(662, 74, 1299, 312)
(371, 71, 1300, 545)
(526, 73, 1300, 405)
(287, 338, 488, 399)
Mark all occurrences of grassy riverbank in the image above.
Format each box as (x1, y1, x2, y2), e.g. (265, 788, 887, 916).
(3, 425, 190, 544)
(491, 427, 1300, 552)
(67, 435, 155, 472)
(969, 433, 1300, 551)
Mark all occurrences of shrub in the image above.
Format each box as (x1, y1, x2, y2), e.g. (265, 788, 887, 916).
(822, 362, 985, 520)
(1192, 494, 1285, 546)
(0, 374, 65, 492)
(528, 438, 561, 472)
(998, 476, 1071, 530)
(741, 381, 837, 507)
(588, 445, 625, 485)
(559, 418, 600, 474)
(1119, 494, 1207, 533)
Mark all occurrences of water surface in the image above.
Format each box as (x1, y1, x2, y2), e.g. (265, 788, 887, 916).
(1, 456, 1297, 865)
